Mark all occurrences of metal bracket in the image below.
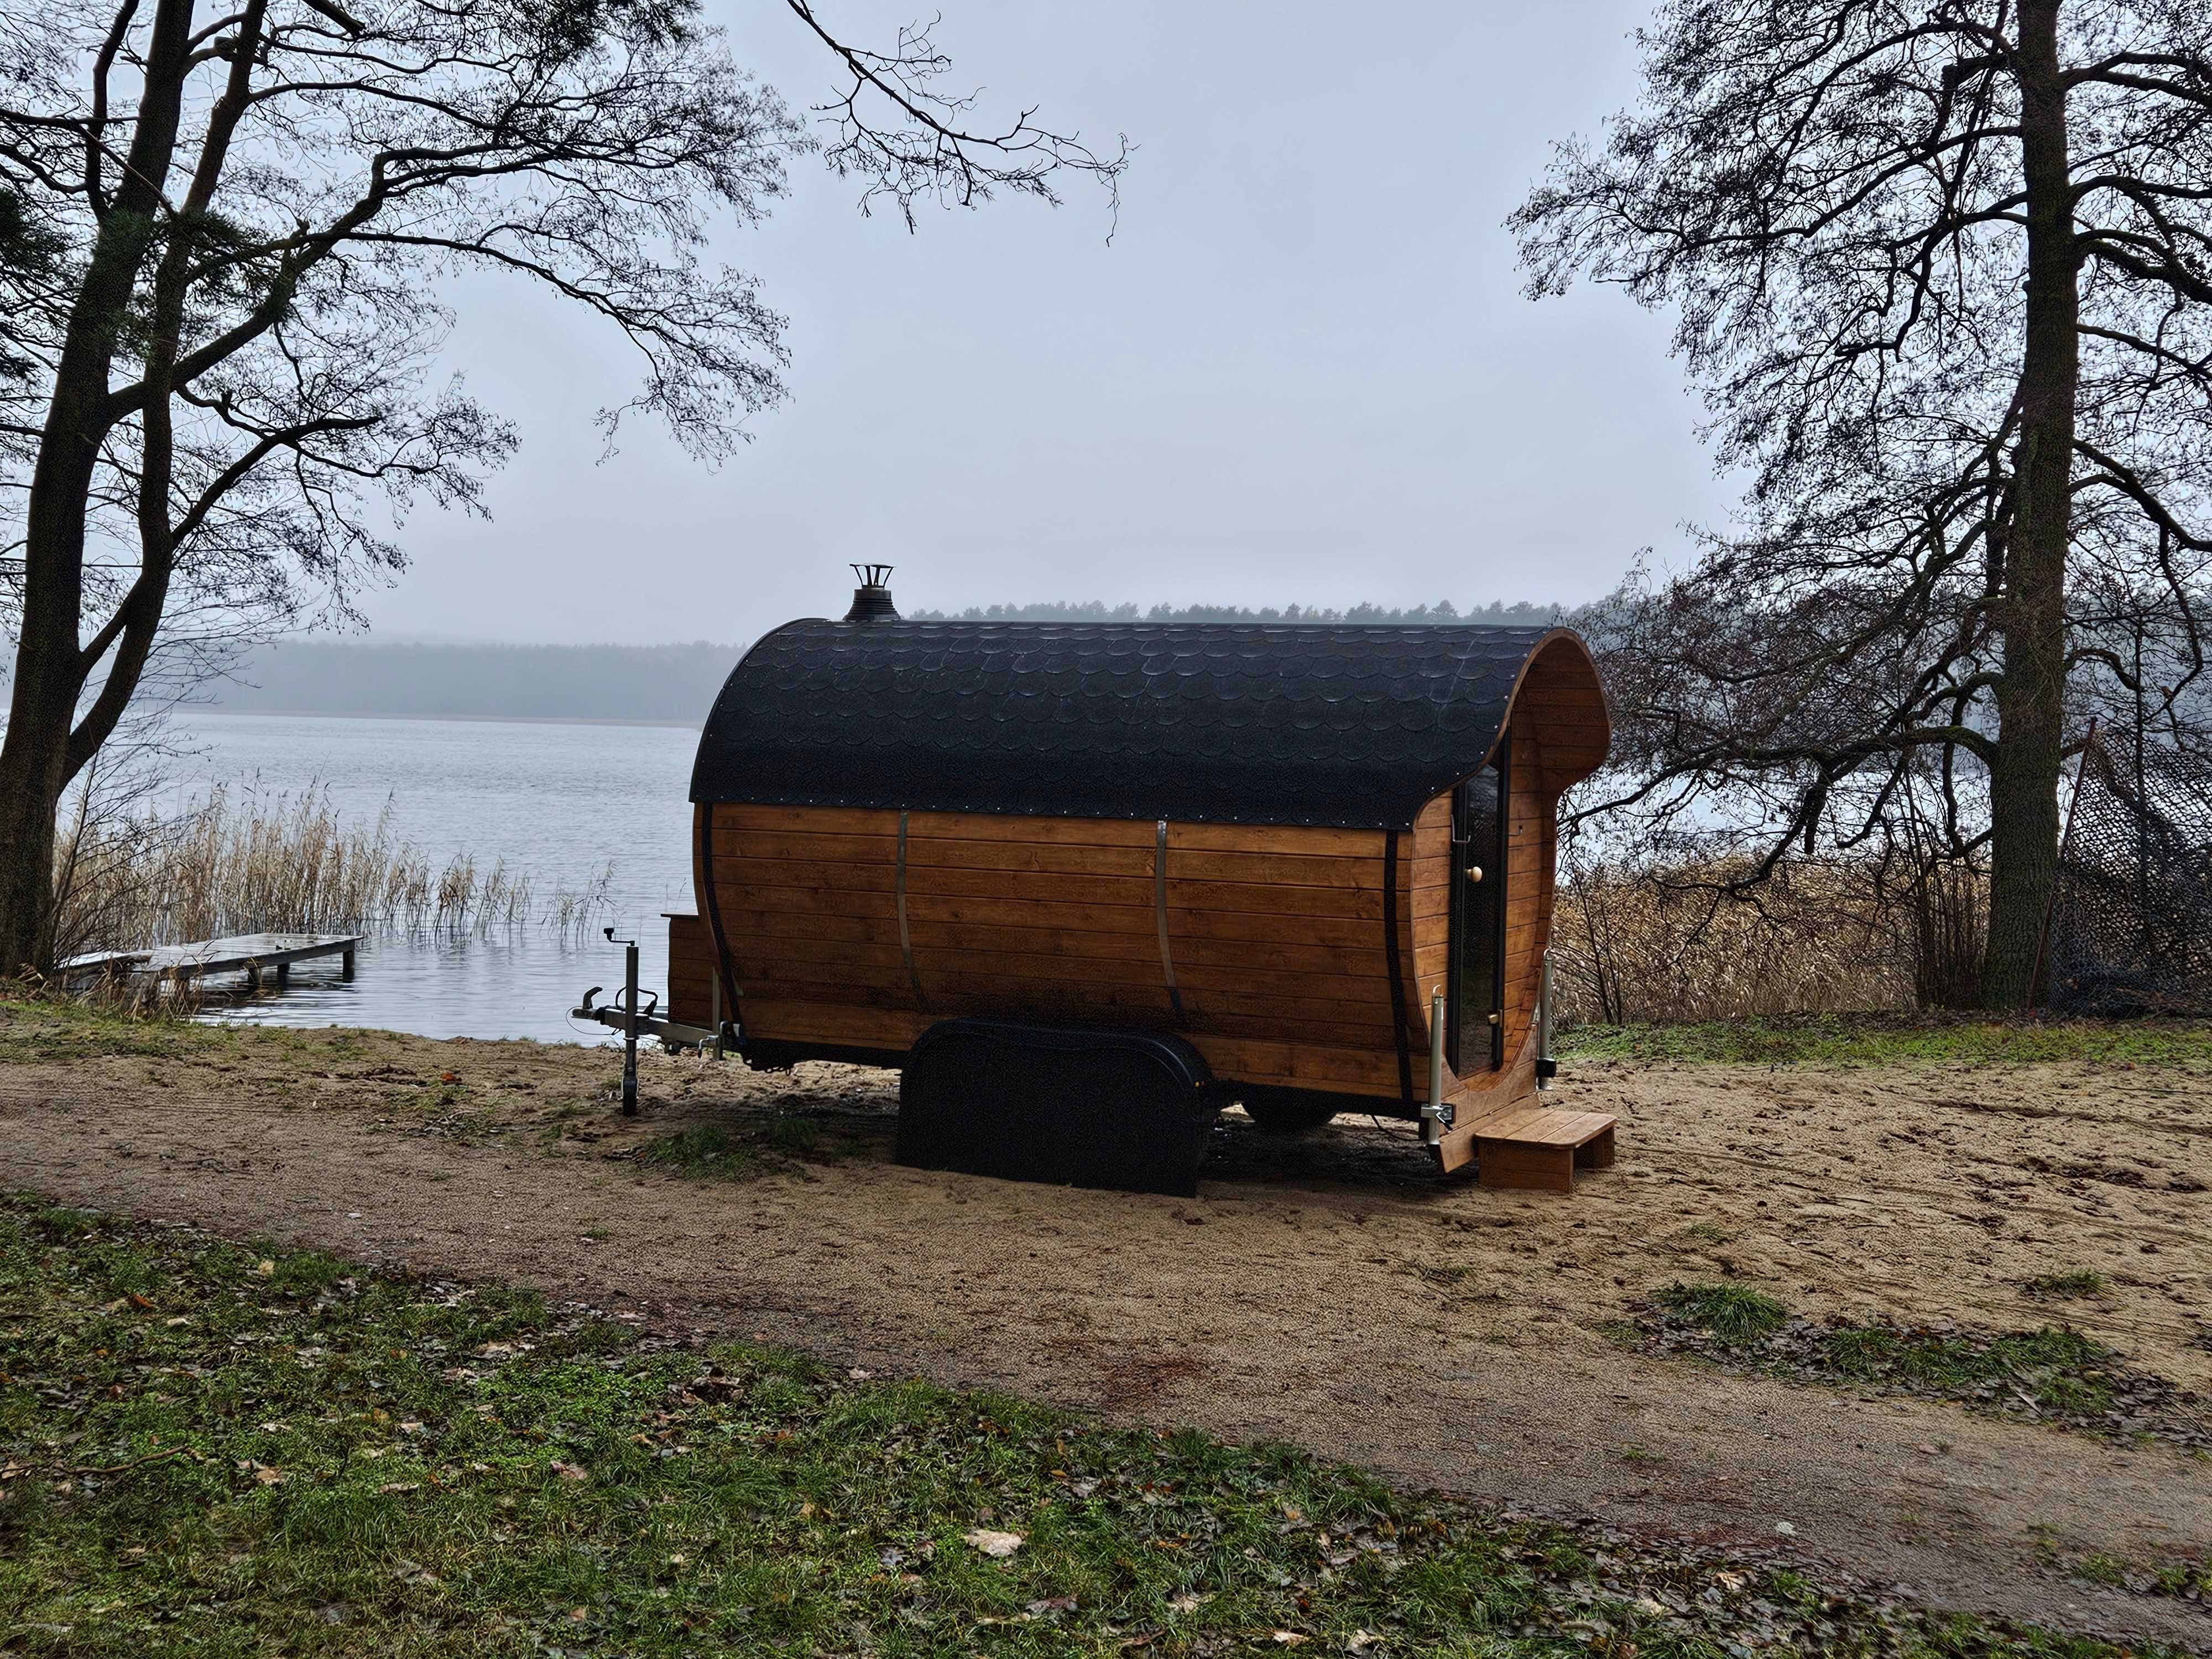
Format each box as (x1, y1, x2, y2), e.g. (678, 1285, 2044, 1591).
(1420, 984, 1450, 1147)
(1536, 947, 1556, 1091)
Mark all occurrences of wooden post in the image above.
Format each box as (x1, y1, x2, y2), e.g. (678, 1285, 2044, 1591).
(621, 937, 640, 1117)
(342, 945, 355, 979)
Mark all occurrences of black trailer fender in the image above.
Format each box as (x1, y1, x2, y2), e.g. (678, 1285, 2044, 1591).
(895, 1018, 1220, 1197)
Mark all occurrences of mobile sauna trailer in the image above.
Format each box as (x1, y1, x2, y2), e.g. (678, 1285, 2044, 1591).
(664, 571, 1615, 1196)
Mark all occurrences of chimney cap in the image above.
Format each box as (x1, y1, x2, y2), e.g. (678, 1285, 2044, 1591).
(843, 564, 900, 623)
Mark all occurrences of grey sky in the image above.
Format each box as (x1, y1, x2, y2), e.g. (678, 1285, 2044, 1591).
(364, 2, 1728, 646)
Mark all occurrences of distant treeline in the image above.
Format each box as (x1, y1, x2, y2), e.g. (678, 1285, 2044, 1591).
(196, 599, 1579, 721)
(207, 641, 738, 723)
(911, 598, 1577, 627)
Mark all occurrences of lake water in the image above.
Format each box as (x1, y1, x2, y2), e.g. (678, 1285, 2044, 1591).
(168, 713, 699, 1044)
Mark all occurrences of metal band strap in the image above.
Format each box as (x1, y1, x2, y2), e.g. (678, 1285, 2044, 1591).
(1383, 826, 1414, 1107)
(1155, 820, 1186, 1024)
(896, 810, 928, 1012)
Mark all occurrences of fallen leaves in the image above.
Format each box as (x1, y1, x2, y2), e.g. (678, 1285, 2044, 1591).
(549, 1460, 588, 1482)
(962, 1528, 1024, 1558)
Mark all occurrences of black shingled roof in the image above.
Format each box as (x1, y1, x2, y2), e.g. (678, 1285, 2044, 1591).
(689, 618, 1586, 830)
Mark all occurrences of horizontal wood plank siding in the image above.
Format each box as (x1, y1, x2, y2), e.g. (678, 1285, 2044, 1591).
(666, 912, 720, 1027)
(698, 797, 1518, 1097)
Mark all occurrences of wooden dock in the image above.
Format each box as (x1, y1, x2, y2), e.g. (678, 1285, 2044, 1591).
(63, 933, 362, 989)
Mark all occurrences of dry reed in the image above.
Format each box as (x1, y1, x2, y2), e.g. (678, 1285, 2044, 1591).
(50, 783, 608, 961)
(1550, 857, 1937, 1026)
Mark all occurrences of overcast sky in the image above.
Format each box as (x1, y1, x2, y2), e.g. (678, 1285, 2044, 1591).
(363, 1, 1728, 646)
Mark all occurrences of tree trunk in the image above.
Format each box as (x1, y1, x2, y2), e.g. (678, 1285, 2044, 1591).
(0, 717, 69, 978)
(1981, 0, 2078, 1008)
(0, 0, 197, 975)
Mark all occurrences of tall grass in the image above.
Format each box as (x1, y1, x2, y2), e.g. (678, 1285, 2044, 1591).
(1551, 855, 1953, 1025)
(51, 782, 609, 960)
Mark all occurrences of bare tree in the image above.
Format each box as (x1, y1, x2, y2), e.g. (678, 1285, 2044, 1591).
(0, 0, 1124, 972)
(1513, 0, 2212, 1006)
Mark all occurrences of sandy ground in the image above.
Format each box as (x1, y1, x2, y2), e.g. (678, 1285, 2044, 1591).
(2, 1022, 2209, 1647)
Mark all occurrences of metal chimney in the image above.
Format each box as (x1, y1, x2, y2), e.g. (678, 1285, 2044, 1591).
(843, 564, 900, 622)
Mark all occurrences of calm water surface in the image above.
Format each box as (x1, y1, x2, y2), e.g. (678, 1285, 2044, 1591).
(169, 713, 698, 1044)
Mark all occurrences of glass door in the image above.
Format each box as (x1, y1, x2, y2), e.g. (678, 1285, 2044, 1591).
(1447, 744, 1508, 1073)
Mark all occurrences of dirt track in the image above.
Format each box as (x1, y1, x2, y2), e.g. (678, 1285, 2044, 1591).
(3, 1023, 2209, 1647)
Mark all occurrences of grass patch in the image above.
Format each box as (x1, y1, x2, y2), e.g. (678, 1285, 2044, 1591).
(1558, 1012, 2212, 1067)
(1653, 1282, 1786, 1343)
(1630, 1282, 2210, 1451)
(633, 1123, 810, 1184)
(0, 1197, 2174, 1658)
(2025, 1271, 2110, 1301)
(2069, 1551, 2212, 1601)
(0, 995, 218, 1065)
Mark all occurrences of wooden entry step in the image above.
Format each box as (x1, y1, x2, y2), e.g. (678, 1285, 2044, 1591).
(1460, 1103, 1616, 1193)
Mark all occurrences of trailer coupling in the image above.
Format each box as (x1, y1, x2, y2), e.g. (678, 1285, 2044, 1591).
(570, 987, 720, 1052)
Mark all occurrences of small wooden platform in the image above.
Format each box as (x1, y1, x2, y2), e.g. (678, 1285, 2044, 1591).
(63, 933, 361, 989)
(1458, 1102, 1616, 1192)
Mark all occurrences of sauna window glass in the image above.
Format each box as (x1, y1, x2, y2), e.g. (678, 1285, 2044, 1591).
(1448, 744, 1508, 1072)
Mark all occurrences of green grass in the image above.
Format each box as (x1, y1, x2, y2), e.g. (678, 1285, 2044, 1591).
(1558, 1011, 2212, 1067)
(2070, 1551, 2212, 1600)
(0, 995, 221, 1064)
(0, 1198, 2171, 1658)
(1653, 1282, 1787, 1343)
(2025, 1271, 2110, 1301)
(1634, 1282, 2209, 1448)
(634, 1123, 815, 1183)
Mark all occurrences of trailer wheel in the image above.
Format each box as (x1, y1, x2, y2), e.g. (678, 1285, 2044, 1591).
(1240, 1096, 1340, 1136)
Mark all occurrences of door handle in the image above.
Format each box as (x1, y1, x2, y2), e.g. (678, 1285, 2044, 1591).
(1464, 865, 1483, 882)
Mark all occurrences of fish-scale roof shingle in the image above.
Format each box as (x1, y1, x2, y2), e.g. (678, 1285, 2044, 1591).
(690, 619, 1582, 829)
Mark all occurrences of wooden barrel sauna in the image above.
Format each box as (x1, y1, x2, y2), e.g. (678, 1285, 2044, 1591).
(666, 572, 1610, 1178)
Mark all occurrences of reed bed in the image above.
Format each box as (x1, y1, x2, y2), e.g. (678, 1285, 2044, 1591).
(50, 783, 610, 964)
(1550, 856, 1949, 1026)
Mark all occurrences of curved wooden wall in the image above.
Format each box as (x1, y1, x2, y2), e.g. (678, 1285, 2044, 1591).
(686, 805, 1412, 1099)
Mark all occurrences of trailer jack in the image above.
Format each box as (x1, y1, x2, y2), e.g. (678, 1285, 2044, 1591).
(572, 930, 721, 1117)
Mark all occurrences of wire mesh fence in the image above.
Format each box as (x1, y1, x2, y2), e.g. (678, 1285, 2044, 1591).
(2048, 722, 2212, 1015)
